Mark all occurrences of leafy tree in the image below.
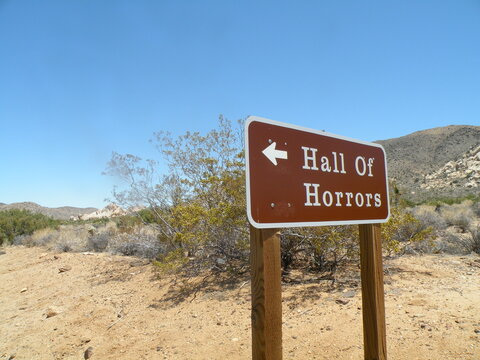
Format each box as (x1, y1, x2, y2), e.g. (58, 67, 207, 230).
(104, 116, 248, 271)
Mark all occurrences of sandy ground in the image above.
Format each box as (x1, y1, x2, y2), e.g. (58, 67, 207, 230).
(0, 246, 479, 360)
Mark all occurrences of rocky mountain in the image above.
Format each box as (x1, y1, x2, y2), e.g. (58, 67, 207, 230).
(376, 125, 480, 201)
(421, 145, 480, 192)
(0, 202, 97, 220)
(74, 203, 127, 221)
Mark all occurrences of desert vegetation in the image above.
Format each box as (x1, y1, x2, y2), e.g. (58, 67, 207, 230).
(9, 199, 479, 274)
(4, 118, 479, 282)
(0, 209, 61, 246)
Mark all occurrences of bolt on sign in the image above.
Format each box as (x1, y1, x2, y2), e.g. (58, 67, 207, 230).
(246, 116, 390, 228)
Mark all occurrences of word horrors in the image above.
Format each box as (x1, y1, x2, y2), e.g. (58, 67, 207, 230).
(300, 147, 382, 208)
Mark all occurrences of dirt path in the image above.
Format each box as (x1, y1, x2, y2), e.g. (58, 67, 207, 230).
(1, 246, 479, 359)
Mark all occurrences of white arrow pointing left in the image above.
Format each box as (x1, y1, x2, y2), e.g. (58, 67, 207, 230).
(262, 142, 288, 166)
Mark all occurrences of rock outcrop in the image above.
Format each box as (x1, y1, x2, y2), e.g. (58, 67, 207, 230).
(421, 145, 480, 191)
(75, 203, 127, 220)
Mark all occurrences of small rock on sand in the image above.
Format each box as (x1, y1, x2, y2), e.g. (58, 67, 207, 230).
(58, 265, 72, 273)
(84, 346, 94, 359)
(45, 307, 60, 318)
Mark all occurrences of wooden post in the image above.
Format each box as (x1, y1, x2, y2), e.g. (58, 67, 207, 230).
(250, 225, 283, 360)
(359, 223, 387, 360)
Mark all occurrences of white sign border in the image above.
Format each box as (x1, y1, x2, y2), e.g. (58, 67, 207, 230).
(245, 116, 391, 229)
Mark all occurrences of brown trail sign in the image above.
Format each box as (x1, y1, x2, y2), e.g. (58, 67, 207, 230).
(246, 116, 389, 228)
(245, 116, 390, 360)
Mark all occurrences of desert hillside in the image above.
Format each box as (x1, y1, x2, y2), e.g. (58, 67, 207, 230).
(1, 246, 479, 360)
(377, 125, 480, 201)
(0, 202, 97, 220)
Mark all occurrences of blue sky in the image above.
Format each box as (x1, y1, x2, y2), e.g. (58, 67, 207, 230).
(0, 1, 479, 208)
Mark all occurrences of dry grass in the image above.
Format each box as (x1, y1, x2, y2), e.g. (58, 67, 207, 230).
(410, 205, 447, 230)
(440, 201, 476, 232)
(106, 224, 164, 258)
(16, 222, 163, 258)
(47, 225, 91, 252)
(19, 227, 57, 247)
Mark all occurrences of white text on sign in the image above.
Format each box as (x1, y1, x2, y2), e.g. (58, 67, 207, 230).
(301, 146, 381, 208)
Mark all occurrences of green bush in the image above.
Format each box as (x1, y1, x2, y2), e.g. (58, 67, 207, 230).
(113, 214, 143, 233)
(0, 209, 60, 245)
(425, 194, 480, 206)
(381, 206, 434, 255)
(104, 117, 248, 274)
(281, 225, 358, 274)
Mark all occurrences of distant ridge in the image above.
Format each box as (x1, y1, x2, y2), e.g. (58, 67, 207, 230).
(0, 202, 98, 220)
(377, 125, 480, 201)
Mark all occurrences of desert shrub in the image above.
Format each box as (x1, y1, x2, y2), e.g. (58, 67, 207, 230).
(86, 221, 118, 252)
(472, 201, 480, 217)
(104, 117, 248, 273)
(440, 202, 475, 232)
(280, 233, 299, 272)
(47, 225, 91, 252)
(12, 219, 168, 259)
(114, 215, 143, 233)
(434, 229, 473, 255)
(466, 226, 480, 254)
(15, 227, 57, 247)
(381, 206, 434, 255)
(107, 225, 165, 258)
(87, 232, 111, 252)
(280, 225, 358, 274)
(12, 234, 30, 246)
(411, 205, 447, 230)
(308, 225, 358, 272)
(109, 235, 159, 258)
(425, 194, 480, 206)
(19, 224, 93, 252)
(136, 208, 160, 224)
(0, 209, 60, 245)
(67, 217, 110, 226)
(98, 220, 118, 232)
(153, 249, 189, 274)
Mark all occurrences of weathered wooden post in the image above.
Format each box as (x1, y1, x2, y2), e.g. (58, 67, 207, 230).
(359, 223, 387, 360)
(250, 226, 282, 360)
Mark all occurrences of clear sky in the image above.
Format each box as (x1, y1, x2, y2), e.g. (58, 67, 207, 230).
(1, 1, 479, 208)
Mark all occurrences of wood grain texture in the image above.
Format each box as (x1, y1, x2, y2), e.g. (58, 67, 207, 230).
(250, 226, 282, 360)
(359, 223, 387, 360)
